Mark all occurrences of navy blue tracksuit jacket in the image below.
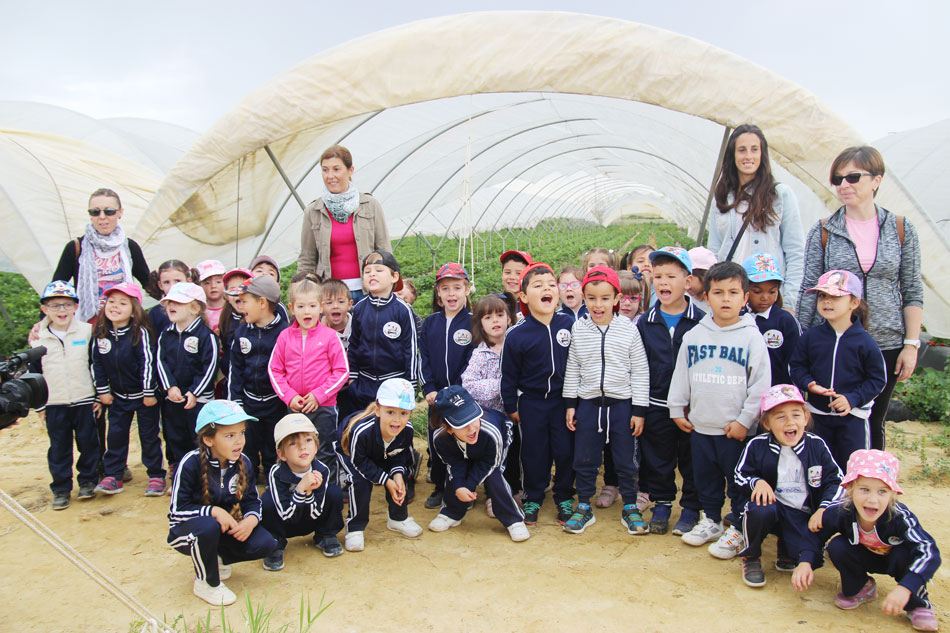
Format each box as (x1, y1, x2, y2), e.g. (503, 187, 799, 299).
(347, 294, 419, 405)
(419, 309, 474, 395)
(227, 312, 288, 404)
(156, 317, 219, 399)
(636, 300, 706, 410)
(91, 325, 157, 399)
(500, 311, 575, 413)
(751, 305, 802, 386)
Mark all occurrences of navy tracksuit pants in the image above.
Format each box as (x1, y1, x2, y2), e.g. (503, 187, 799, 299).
(337, 454, 408, 532)
(162, 399, 202, 468)
(740, 501, 813, 561)
(427, 408, 447, 494)
(573, 399, 638, 505)
(242, 396, 287, 475)
(303, 406, 340, 484)
(46, 404, 99, 493)
(812, 412, 870, 471)
(826, 535, 932, 610)
(168, 516, 278, 586)
(690, 431, 745, 523)
(261, 485, 345, 550)
(518, 395, 574, 505)
(440, 469, 524, 527)
(638, 406, 698, 510)
(104, 396, 164, 480)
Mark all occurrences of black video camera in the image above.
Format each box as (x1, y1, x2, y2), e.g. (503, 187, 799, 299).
(0, 346, 48, 430)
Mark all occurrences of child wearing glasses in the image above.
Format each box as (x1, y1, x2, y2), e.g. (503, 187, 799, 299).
(557, 265, 588, 323)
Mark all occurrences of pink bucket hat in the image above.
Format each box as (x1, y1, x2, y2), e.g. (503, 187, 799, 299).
(688, 246, 718, 271)
(102, 281, 143, 304)
(840, 449, 903, 494)
(806, 269, 863, 300)
(760, 384, 806, 415)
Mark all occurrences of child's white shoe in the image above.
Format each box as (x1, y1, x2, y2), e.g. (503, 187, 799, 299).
(344, 531, 365, 552)
(681, 517, 723, 546)
(507, 521, 531, 542)
(428, 514, 462, 532)
(387, 517, 423, 538)
(193, 578, 236, 606)
(217, 556, 231, 580)
(708, 525, 744, 559)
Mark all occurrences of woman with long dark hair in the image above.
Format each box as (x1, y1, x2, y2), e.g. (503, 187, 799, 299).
(708, 125, 804, 310)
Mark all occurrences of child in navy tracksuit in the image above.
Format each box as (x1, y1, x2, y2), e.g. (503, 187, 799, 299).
(742, 253, 801, 385)
(334, 379, 423, 552)
(227, 276, 289, 475)
(167, 400, 278, 606)
(260, 414, 345, 571)
(557, 265, 588, 323)
(636, 247, 704, 535)
(789, 270, 886, 469)
(669, 261, 771, 558)
(428, 386, 530, 542)
(420, 263, 474, 510)
(346, 251, 419, 414)
(156, 282, 219, 470)
(733, 384, 842, 588)
(90, 282, 165, 496)
(219, 267, 252, 386)
(807, 450, 941, 632)
(562, 266, 650, 535)
(500, 262, 576, 525)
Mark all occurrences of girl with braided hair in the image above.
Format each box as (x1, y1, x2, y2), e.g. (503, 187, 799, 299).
(167, 400, 278, 606)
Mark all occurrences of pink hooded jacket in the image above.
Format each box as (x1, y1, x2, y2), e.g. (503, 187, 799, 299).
(268, 321, 349, 406)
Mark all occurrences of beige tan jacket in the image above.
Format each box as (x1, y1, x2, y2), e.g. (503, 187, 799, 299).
(298, 193, 392, 280)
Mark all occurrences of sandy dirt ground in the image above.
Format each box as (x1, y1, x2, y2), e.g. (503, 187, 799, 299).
(1, 416, 948, 633)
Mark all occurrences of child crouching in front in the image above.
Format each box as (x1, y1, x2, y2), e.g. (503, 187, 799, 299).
(167, 400, 278, 606)
(428, 386, 530, 542)
(261, 414, 345, 571)
(808, 450, 941, 632)
(334, 378, 422, 552)
(734, 385, 842, 588)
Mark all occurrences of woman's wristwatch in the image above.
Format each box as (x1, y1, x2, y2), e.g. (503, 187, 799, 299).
(903, 338, 921, 349)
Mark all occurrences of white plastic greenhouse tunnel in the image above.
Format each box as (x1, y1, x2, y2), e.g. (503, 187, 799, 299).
(2, 12, 949, 336)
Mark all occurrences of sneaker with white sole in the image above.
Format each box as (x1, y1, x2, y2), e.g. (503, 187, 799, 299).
(428, 514, 462, 532)
(708, 525, 744, 560)
(344, 531, 365, 552)
(217, 556, 232, 580)
(507, 521, 531, 542)
(387, 517, 423, 538)
(193, 578, 236, 606)
(681, 517, 724, 546)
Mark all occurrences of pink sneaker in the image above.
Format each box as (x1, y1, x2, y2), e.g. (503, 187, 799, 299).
(834, 578, 877, 609)
(908, 607, 939, 632)
(94, 477, 123, 495)
(145, 477, 166, 497)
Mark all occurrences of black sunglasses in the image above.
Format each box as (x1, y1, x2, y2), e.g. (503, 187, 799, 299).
(831, 172, 872, 186)
(88, 208, 119, 217)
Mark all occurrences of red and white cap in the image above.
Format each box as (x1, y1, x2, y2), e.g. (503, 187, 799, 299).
(499, 250, 533, 266)
(582, 265, 621, 313)
(840, 449, 903, 494)
(103, 281, 143, 304)
(436, 262, 469, 281)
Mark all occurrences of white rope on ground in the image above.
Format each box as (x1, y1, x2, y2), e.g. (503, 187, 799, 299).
(0, 487, 176, 633)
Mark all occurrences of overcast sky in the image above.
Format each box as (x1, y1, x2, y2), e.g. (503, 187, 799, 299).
(2, 1, 947, 141)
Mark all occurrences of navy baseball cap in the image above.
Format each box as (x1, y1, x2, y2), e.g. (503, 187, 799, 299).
(434, 385, 482, 429)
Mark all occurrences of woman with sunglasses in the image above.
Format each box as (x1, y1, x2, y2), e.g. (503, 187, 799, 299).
(797, 146, 923, 452)
(50, 188, 151, 323)
(708, 124, 805, 311)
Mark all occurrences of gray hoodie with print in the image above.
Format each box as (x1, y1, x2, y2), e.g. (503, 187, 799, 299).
(667, 312, 771, 435)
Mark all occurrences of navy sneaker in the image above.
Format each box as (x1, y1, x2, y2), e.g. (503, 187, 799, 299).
(77, 482, 96, 500)
(649, 503, 672, 534)
(742, 556, 766, 587)
(564, 502, 596, 534)
(672, 508, 700, 536)
(424, 490, 443, 509)
(315, 535, 344, 558)
(262, 549, 284, 571)
(523, 501, 541, 525)
(52, 491, 70, 510)
(556, 499, 575, 525)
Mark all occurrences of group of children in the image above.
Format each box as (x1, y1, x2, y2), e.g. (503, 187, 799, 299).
(29, 242, 940, 630)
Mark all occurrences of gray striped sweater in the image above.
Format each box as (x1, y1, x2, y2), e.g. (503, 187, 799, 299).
(796, 205, 923, 351)
(562, 314, 649, 414)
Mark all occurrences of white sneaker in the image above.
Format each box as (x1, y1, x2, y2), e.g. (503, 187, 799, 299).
(681, 517, 724, 546)
(193, 578, 236, 606)
(708, 525, 744, 560)
(344, 531, 365, 552)
(507, 521, 531, 542)
(217, 556, 231, 580)
(387, 517, 423, 538)
(428, 514, 462, 532)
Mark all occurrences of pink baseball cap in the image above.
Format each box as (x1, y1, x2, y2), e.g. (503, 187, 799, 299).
(195, 259, 226, 281)
(760, 384, 806, 415)
(840, 449, 903, 494)
(688, 247, 718, 271)
(223, 268, 253, 287)
(103, 281, 143, 304)
(806, 269, 863, 300)
(161, 282, 207, 306)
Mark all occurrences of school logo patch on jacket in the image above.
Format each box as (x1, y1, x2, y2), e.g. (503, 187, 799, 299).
(239, 337, 252, 354)
(807, 465, 822, 487)
(184, 336, 199, 353)
(556, 329, 572, 347)
(453, 329, 472, 345)
(383, 321, 402, 339)
(97, 338, 112, 355)
(228, 474, 240, 494)
(764, 329, 784, 349)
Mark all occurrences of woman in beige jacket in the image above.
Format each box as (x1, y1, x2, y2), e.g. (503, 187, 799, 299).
(298, 145, 391, 300)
